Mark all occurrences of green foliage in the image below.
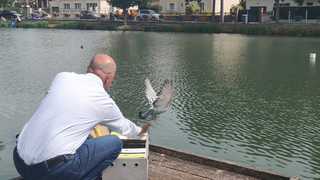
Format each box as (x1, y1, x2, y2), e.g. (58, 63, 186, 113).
(286, 28, 320, 36)
(154, 25, 177, 32)
(0, 0, 14, 9)
(232, 26, 273, 35)
(232, 0, 245, 10)
(182, 24, 221, 33)
(167, 9, 175, 14)
(186, 3, 200, 14)
(139, 2, 162, 13)
(201, 9, 211, 14)
(0, 22, 9, 27)
(18, 21, 49, 28)
(55, 21, 85, 29)
(107, 0, 143, 11)
(239, 0, 246, 9)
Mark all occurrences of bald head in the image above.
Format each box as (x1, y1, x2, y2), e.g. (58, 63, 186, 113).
(87, 54, 117, 90)
(88, 54, 116, 74)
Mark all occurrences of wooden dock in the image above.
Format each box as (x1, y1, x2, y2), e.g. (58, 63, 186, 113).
(11, 143, 299, 180)
(148, 144, 299, 180)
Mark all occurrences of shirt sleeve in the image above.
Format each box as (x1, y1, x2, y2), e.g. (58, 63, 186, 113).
(101, 103, 141, 137)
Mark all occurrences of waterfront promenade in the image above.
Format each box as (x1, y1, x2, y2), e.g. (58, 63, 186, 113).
(20, 17, 320, 35)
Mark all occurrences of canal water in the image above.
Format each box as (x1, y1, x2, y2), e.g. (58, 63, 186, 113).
(1, 28, 320, 180)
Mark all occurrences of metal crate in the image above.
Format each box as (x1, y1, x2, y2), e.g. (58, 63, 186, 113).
(102, 132, 149, 180)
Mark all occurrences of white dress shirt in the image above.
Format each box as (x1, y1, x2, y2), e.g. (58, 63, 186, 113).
(17, 72, 141, 165)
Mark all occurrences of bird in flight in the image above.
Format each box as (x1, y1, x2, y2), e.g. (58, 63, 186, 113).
(139, 77, 173, 120)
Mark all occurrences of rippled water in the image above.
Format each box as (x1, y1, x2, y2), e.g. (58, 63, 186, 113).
(1, 28, 320, 179)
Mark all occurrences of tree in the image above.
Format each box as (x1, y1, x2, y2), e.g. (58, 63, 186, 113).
(186, 3, 200, 14)
(139, 2, 162, 13)
(107, 0, 143, 25)
(275, 0, 281, 23)
(0, 0, 14, 9)
(239, 0, 246, 9)
(231, 0, 245, 13)
(185, 0, 202, 10)
(211, 0, 215, 22)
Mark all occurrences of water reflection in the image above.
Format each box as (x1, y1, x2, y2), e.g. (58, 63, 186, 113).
(1, 29, 320, 179)
(0, 141, 5, 160)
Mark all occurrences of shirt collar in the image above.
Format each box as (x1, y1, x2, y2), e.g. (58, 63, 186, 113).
(86, 73, 103, 87)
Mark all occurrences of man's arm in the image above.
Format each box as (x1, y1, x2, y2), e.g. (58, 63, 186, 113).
(101, 103, 151, 137)
(139, 123, 151, 135)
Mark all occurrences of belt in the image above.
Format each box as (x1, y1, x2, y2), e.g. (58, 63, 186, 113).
(17, 153, 70, 171)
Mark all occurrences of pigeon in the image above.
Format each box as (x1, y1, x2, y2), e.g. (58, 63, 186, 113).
(139, 77, 173, 120)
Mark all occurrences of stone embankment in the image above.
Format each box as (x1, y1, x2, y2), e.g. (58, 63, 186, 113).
(25, 18, 320, 35)
(216, 23, 320, 35)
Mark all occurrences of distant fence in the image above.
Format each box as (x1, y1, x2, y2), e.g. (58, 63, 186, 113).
(276, 6, 320, 19)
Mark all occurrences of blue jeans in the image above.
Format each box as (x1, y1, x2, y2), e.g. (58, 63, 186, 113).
(13, 135, 122, 180)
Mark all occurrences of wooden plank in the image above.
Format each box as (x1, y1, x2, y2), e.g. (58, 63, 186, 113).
(149, 144, 299, 180)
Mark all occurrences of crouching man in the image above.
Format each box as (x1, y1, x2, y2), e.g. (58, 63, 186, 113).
(13, 54, 151, 180)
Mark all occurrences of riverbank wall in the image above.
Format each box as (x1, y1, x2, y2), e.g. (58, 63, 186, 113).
(16, 19, 320, 36)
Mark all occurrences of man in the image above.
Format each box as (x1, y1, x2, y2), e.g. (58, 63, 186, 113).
(13, 54, 151, 180)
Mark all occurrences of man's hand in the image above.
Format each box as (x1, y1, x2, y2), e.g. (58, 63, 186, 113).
(139, 123, 151, 134)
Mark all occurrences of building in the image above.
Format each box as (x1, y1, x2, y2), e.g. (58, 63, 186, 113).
(36, 0, 52, 8)
(246, 0, 320, 12)
(48, 0, 113, 15)
(154, 0, 239, 14)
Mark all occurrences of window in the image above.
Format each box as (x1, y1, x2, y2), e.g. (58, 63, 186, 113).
(199, 2, 207, 12)
(167, 3, 176, 13)
(64, 4, 70, 10)
(169, 3, 174, 11)
(306, 2, 313, 6)
(86, 3, 97, 11)
(75, 3, 81, 10)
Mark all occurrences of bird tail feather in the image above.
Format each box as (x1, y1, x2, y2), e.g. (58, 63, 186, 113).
(139, 109, 153, 119)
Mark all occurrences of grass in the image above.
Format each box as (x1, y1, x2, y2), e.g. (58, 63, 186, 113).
(1, 21, 49, 28)
(232, 26, 273, 35)
(0, 22, 9, 27)
(182, 24, 221, 33)
(286, 28, 320, 36)
(18, 21, 49, 28)
(3, 19, 320, 37)
(55, 21, 85, 29)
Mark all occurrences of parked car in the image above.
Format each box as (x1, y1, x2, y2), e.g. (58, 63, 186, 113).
(136, 9, 163, 21)
(32, 10, 51, 19)
(80, 10, 101, 19)
(0, 10, 21, 19)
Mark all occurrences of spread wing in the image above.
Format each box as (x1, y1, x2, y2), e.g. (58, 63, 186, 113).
(144, 77, 157, 106)
(153, 79, 173, 110)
